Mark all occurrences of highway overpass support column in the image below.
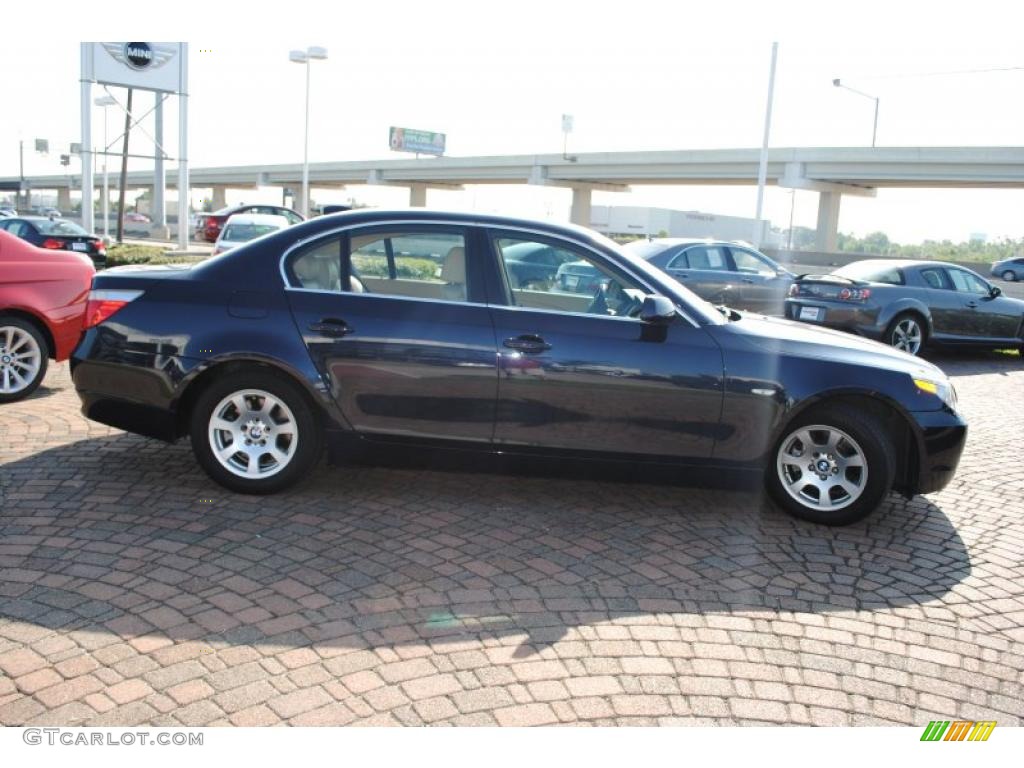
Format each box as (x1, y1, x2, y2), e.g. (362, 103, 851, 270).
(57, 188, 71, 212)
(409, 184, 427, 207)
(815, 191, 841, 252)
(211, 186, 227, 210)
(570, 186, 592, 226)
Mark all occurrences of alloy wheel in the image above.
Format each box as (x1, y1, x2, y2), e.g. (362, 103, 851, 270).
(0, 325, 42, 395)
(207, 389, 298, 479)
(1003, 270, 1016, 282)
(775, 424, 869, 512)
(891, 317, 923, 355)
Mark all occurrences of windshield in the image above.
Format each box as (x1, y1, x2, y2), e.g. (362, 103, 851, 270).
(586, 231, 725, 325)
(35, 219, 88, 236)
(221, 223, 281, 242)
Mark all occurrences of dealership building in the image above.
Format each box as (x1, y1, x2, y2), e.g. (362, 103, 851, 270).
(590, 205, 783, 246)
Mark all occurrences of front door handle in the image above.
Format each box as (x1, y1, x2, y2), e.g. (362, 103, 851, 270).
(741, 277, 755, 283)
(503, 334, 551, 353)
(309, 317, 352, 337)
(965, 301, 978, 309)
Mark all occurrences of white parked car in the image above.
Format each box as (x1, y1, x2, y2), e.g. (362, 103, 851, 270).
(212, 213, 291, 255)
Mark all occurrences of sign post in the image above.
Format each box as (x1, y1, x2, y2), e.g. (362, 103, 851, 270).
(81, 42, 188, 248)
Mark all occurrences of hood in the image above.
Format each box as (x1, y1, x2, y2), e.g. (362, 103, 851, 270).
(721, 312, 948, 380)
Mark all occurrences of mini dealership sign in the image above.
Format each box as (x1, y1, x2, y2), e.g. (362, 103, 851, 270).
(83, 42, 184, 93)
(389, 126, 446, 156)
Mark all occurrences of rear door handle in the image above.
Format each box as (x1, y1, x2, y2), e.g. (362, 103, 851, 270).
(503, 334, 551, 353)
(309, 317, 352, 337)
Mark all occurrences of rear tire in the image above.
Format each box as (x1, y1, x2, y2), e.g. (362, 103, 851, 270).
(884, 312, 927, 356)
(0, 318, 49, 403)
(766, 405, 896, 526)
(189, 370, 323, 494)
(1003, 270, 1017, 282)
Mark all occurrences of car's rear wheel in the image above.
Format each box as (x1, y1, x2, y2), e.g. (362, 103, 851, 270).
(885, 313, 926, 356)
(0, 318, 48, 403)
(1003, 270, 1017, 282)
(189, 370, 322, 494)
(766, 405, 896, 526)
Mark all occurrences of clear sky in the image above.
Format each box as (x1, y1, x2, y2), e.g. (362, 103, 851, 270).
(4, 0, 1024, 243)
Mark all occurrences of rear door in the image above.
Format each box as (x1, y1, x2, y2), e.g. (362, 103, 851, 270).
(663, 245, 736, 306)
(917, 266, 965, 338)
(284, 222, 499, 443)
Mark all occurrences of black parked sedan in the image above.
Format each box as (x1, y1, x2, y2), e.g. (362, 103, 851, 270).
(624, 238, 795, 314)
(0, 216, 106, 268)
(786, 259, 1024, 356)
(71, 210, 967, 526)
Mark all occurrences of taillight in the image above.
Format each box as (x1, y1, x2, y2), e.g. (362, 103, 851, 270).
(94, 240, 106, 255)
(787, 283, 800, 297)
(84, 289, 144, 329)
(838, 287, 871, 302)
(42, 238, 64, 249)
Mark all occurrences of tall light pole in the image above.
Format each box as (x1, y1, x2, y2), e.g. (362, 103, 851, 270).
(289, 46, 327, 217)
(833, 79, 879, 147)
(95, 95, 116, 239)
(753, 42, 778, 249)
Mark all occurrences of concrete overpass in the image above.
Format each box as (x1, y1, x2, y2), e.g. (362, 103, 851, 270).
(6, 146, 1024, 250)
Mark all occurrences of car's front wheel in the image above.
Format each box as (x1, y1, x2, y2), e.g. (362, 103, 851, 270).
(0, 318, 49, 403)
(190, 370, 323, 494)
(766, 405, 896, 526)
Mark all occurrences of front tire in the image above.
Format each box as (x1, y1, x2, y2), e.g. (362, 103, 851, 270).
(766, 405, 896, 526)
(189, 370, 323, 494)
(0, 318, 49, 403)
(885, 312, 926, 356)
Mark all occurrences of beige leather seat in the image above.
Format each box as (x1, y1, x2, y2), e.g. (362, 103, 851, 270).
(440, 246, 466, 301)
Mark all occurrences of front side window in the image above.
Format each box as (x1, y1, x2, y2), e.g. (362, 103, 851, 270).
(947, 269, 990, 295)
(730, 248, 776, 275)
(494, 236, 647, 319)
(288, 228, 468, 302)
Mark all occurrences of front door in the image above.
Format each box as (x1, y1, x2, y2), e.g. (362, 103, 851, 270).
(486, 231, 725, 460)
(946, 267, 1022, 341)
(284, 224, 499, 442)
(728, 247, 788, 315)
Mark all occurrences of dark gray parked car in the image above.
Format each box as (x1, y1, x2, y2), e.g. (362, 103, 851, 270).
(623, 238, 794, 314)
(991, 256, 1024, 282)
(786, 259, 1024, 356)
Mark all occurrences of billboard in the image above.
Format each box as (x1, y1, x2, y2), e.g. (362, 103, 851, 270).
(82, 42, 186, 93)
(389, 127, 445, 156)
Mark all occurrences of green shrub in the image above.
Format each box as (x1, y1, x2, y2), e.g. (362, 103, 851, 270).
(104, 244, 208, 269)
(352, 255, 439, 281)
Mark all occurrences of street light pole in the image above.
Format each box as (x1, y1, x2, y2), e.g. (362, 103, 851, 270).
(833, 79, 880, 147)
(289, 46, 328, 217)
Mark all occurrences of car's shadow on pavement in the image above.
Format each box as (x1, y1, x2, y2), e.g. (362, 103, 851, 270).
(0, 432, 971, 659)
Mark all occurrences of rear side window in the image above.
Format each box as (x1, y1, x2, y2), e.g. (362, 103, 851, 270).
(920, 268, 950, 290)
(671, 246, 728, 271)
(287, 228, 469, 302)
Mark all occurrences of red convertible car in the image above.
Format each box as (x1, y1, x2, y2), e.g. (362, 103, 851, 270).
(0, 230, 95, 402)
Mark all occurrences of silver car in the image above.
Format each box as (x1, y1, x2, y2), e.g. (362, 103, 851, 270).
(991, 256, 1024, 282)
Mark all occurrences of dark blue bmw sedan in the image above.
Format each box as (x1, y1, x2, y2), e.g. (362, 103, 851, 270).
(70, 210, 966, 526)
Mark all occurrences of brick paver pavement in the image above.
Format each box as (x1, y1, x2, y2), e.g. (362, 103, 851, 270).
(1, 352, 1022, 726)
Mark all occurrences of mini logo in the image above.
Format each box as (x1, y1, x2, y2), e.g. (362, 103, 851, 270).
(124, 42, 153, 69)
(920, 720, 996, 742)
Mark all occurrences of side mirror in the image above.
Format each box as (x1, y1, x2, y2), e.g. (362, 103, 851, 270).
(639, 294, 677, 324)
(990, 285, 1002, 298)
